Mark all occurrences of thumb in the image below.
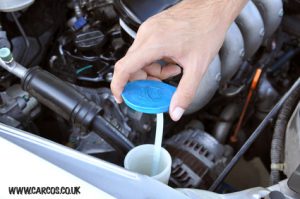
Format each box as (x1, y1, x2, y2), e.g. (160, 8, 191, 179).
(169, 66, 203, 121)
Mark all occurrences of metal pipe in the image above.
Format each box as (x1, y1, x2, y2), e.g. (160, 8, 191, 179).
(252, 0, 283, 40)
(212, 104, 240, 144)
(186, 56, 221, 114)
(220, 22, 245, 83)
(236, 1, 265, 58)
(0, 56, 27, 78)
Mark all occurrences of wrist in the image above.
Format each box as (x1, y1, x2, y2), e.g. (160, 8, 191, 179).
(222, 0, 249, 23)
(178, 0, 248, 28)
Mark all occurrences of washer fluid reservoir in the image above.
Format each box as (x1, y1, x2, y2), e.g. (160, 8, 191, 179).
(0, 0, 34, 12)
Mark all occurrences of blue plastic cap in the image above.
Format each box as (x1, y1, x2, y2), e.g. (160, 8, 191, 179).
(122, 80, 176, 114)
(73, 17, 87, 30)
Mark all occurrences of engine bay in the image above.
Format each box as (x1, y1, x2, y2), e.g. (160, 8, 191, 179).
(0, 0, 300, 196)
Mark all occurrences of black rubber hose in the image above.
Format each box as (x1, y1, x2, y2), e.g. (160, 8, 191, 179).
(22, 67, 100, 128)
(268, 48, 300, 76)
(70, 84, 135, 154)
(92, 116, 134, 154)
(209, 77, 300, 191)
(270, 84, 300, 185)
(22, 67, 134, 154)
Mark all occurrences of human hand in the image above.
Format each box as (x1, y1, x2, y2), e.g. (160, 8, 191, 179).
(111, 0, 247, 121)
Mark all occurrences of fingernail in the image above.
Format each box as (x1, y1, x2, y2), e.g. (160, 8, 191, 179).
(171, 107, 185, 121)
(113, 96, 121, 104)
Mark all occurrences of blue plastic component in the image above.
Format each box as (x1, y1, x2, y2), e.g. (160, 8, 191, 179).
(122, 80, 176, 114)
(73, 17, 87, 30)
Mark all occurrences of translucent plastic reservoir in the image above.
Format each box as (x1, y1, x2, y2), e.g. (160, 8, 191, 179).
(0, 0, 34, 12)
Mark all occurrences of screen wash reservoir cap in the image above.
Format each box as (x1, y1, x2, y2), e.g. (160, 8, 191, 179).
(122, 80, 176, 114)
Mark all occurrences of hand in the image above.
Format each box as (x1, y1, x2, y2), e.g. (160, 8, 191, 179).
(111, 0, 248, 121)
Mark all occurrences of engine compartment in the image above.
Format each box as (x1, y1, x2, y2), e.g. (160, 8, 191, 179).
(0, 0, 300, 195)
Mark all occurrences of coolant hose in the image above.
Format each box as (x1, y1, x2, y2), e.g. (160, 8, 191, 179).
(270, 84, 300, 185)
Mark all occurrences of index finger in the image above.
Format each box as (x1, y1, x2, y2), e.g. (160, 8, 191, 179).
(111, 48, 164, 103)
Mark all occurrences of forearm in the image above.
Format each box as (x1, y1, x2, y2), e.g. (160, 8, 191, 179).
(222, 0, 249, 22)
(170, 0, 249, 30)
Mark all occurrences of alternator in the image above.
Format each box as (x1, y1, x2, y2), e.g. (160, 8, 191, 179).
(165, 129, 232, 189)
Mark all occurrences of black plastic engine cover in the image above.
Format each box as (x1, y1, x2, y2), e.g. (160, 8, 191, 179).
(114, 0, 181, 31)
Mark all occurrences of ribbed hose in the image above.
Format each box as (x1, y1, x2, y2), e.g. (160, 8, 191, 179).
(70, 84, 135, 154)
(270, 84, 300, 185)
(92, 116, 134, 154)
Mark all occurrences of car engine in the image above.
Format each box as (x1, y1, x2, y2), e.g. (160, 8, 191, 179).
(0, 0, 300, 197)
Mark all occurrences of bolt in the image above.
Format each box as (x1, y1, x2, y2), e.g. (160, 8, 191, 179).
(143, 124, 151, 131)
(216, 73, 221, 82)
(105, 72, 113, 82)
(22, 95, 30, 102)
(240, 49, 245, 58)
(259, 28, 265, 37)
(278, 9, 284, 17)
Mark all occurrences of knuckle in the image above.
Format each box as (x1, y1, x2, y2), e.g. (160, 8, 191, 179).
(110, 83, 115, 92)
(145, 17, 156, 26)
(180, 89, 195, 103)
(110, 84, 117, 95)
(139, 18, 158, 34)
(110, 79, 117, 90)
(114, 61, 124, 72)
(138, 22, 150, 34)
(110, 82, 121, 95)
